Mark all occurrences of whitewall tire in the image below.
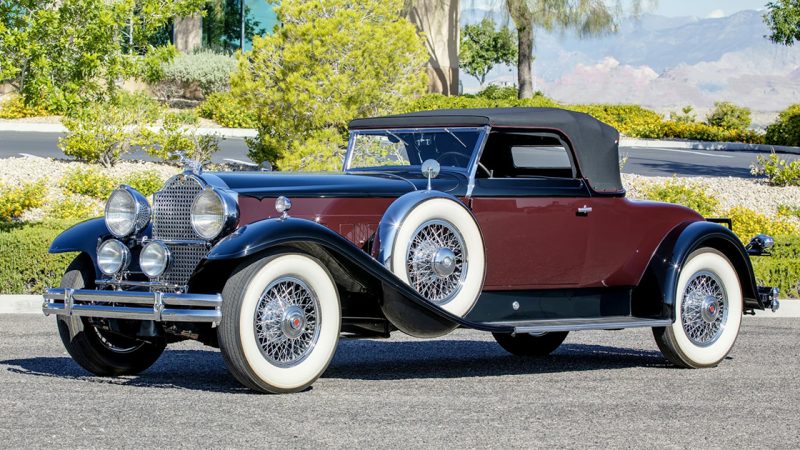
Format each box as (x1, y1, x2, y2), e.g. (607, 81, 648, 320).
(653, 248, 743, 368)
(219, 252, 341, 393)
(389, 198, 485, 317)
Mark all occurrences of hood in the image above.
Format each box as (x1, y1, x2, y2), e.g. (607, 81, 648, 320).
(207, 171, 467, 199)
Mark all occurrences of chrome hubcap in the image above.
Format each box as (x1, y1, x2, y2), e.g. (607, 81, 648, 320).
(681, 271, 727, 346)
(254, 277, 320, 367)
(406, 219, 467, 304)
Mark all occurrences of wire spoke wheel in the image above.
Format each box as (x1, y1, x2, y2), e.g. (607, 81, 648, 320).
(405, 219, 467, 304)
(681, 270, 728, 347)
(253, 276, 321, 368)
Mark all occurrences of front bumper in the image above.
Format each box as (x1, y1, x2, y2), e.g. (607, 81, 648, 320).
(43, 288, 222, 323)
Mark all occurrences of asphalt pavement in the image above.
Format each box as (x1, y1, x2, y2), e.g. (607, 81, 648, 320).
(2, 130, 798, 177)
(0, 314, 797, 448)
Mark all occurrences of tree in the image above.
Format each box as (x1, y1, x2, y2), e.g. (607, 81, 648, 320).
(706, 101, 751, 131)
(203, 0, 267, 52)
(0, 0, 205, 113)
(765, 0, 800, 45)
(459, 18, 517, 86)
(233, 0, 428, 171)
(504, 0, 648, 98)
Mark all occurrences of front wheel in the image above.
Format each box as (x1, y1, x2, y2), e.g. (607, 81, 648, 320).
(218, 252, 341, 393)
(57, 255, 166, 376)
(493, 331, 569, 357)
(653, 248, 743, 368)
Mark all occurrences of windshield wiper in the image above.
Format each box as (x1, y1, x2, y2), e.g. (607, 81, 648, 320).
(444, 128, 467, 148)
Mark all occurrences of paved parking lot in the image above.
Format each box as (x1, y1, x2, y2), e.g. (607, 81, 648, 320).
(0, 314, 798, 448)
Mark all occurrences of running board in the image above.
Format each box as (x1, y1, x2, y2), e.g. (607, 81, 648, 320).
(482, 316, 672, 334)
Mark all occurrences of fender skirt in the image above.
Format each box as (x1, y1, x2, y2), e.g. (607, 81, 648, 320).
(206, 218, 511, 338)
(645, 220, 762, 320)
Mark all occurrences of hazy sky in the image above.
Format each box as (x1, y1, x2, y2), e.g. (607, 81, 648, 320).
(651, 0, 766, 18)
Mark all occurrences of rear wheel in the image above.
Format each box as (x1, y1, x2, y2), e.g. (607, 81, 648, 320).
(653, 248, 743, 368)
(56, 255, 166, 376)
(493, 331, 569, 357)
(218, 252, 341, 393)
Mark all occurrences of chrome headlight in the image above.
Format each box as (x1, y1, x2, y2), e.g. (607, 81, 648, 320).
(140, 241, 171, 278)
(97, 239, 131, 275)
(191, 187, 237, 240)
(105, 186, 150, 238)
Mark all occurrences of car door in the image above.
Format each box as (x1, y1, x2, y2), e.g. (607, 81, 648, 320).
(470, 137, 592, 289)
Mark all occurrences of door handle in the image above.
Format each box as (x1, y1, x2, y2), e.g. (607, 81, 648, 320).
(577, 205, 592, 215)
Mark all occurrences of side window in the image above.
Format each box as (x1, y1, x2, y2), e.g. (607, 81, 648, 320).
(479, 132, 576, 179)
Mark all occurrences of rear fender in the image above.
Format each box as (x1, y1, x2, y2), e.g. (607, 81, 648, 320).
(200, 218, 501, 337)
(634, 221, 761, 321)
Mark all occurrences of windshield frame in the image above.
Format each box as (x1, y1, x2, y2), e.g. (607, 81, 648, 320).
(343, 126, 490, 176)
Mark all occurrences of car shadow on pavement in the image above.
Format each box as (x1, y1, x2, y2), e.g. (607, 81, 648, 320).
(0, 340, 669, 393)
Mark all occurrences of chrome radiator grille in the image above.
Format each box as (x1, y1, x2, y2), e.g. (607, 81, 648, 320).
(152, 174, 208, 288)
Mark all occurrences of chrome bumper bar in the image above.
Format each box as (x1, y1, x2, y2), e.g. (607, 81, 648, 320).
(43, 288, 222, 323)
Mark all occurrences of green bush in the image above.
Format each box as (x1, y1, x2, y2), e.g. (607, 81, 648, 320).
(198, 91, 258, 128)
(763, 234, 800, 259)
(122, 170, 166, 197)
(0, 182, 47, 222)
(751, 153, 800, 186)
(109, 91, 164, 123)
(725, 206, 798, 242)
(154, 50, 237, 100)
(752, 256, 800, 298)
(669, 105, 697, 124)
(0, 220, 79, 294)
(0, 95, 51, 119)
(642, 178, 720, 217)
(474, 85, 520, 100)
(141, 112, 221, 164)
(60, 167, 117, 199)
(48, 196, 98, 221)
(706, 101, 751, 131)
(59, 100, 154, 167)
(766, 104, 800, 147)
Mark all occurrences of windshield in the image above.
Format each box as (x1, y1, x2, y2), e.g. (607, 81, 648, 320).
(345, 127, 485, 172)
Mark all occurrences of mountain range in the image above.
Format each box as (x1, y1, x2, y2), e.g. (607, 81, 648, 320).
(460, 9, 800, 124)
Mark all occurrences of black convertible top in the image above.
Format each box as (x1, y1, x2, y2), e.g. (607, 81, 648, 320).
(349, 108, 623, 193)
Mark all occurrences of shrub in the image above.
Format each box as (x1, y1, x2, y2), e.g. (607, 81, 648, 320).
(60, 167, 117, 199)
(48, 196, 99, 221)
(0, 221, 78, 294)
(109, 91, 164, 123)
(765, 104, 800, 147)
(475, 85, 519, 100)
(763, 234, 800, 259)
(642, 179, 720, 217)
(122, 170, 166, 197)
(405, 93, 559, 113)
(725, 206, 798, 242)
(0, 95, 51, 119)
(154, 50, 237, 101)
(0, 182, 47, 222)
(752, 257, 800, 298)
(235, 0, 428, 170)
(706, 101, 751, 131)
(777, 204, 800, 220)
(657, 121, 763, 144)
(198, 91, 258, 128)
(570, 104, 664, 137)
(59, 100, 153, 167)
(751, 153, 800, 186)
(669, 106, 697, 124)
(141, 112, 221, 164)
(169, 109, 200, 125)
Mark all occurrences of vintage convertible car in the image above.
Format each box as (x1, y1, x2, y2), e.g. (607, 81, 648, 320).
(43, 108, 779, 393)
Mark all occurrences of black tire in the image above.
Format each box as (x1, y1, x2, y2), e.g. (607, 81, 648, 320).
(218, 252, 341, 394)
(493, 331, 569, 357)
(56, 254, 166, 376)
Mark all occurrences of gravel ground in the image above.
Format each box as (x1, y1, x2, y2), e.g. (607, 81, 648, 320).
(0, 314, 797, 448)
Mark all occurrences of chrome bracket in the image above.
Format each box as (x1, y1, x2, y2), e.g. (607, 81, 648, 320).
(64, 288, 74, 316)
(153, 291, 164, 321)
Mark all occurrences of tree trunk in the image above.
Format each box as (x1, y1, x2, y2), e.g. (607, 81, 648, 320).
(517, 20, 534, 99)
(406, 0, 460, 95)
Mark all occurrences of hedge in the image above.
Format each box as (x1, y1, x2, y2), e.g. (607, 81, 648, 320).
(0, 221, 78, 295)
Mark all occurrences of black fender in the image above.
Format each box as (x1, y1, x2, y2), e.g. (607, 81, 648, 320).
(48, 218, 112, 275)
(201, 217, 511, 338)
(636, 220, 761, 321)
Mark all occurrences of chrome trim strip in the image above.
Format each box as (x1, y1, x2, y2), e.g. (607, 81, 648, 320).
(465, 125, 491, 199)
(43, 288, 222, 323)
(511, 317, 672, 334)
(95, 279, 187, 291)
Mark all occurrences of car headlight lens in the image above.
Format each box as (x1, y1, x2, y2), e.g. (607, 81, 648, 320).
(105, 186, 150, 238)
(191, 188, 235, 240)
(97, 239, 131, 275)
(140, 241, 171, 278)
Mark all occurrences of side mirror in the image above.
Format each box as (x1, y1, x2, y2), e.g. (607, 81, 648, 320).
(421, 159, 440, 190)
(747, 234, 775, 255)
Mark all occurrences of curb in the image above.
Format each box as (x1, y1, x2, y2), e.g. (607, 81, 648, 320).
(2, 295, 799, 317)
(0, 122, 258, 139)
(620, 137, 800, 155)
